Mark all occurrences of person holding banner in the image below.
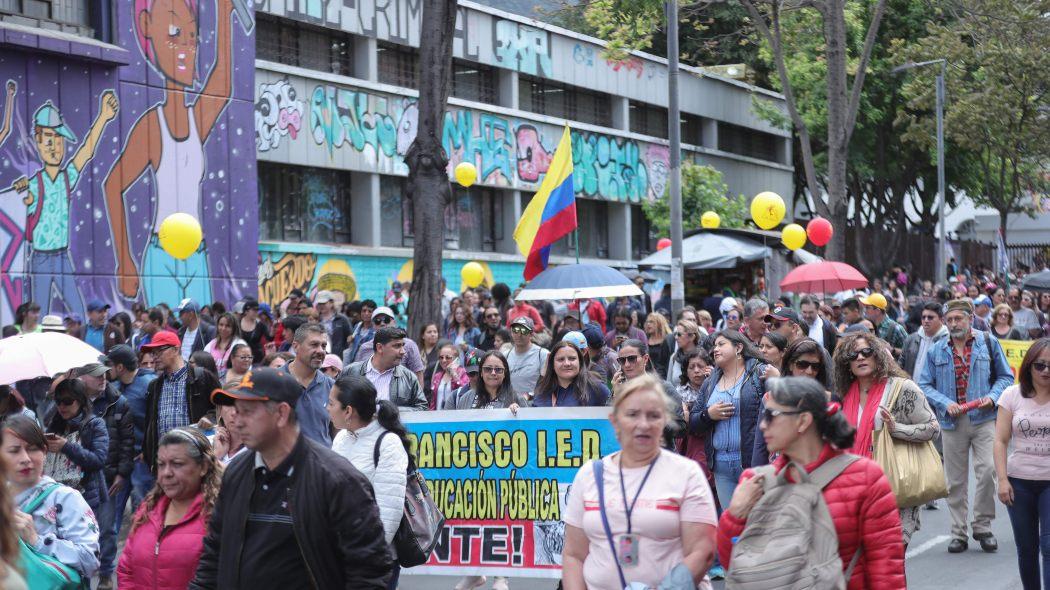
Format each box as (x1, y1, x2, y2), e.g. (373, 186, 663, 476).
(328, 375, 410, 590)
(443, 351, 525, 411)
(562, 374, 718, 590)
(532, 342, 611, 408)
(994, 337, 1050, 590)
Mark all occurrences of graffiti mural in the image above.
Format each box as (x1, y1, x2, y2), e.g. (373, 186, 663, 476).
(259, 71, 670, 204)
(494, 20, 553, 77)
(255, 79, 304, 152)
(258, 252, 317, 307)
(0, 0, 257, 324)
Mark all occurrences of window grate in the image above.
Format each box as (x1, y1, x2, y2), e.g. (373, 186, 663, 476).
(256, 14, 353, 76)
(451, 59, 499, 105)
(718, 122, 781, 163)
(629, 101, 669, 139)
(259, 163, 352, 244)
(378, 41, 419, 89)
(518, 75, 612, 127)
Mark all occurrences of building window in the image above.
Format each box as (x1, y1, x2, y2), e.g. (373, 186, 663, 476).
(452, 60, 499, 105)
(259, 163, 352, 243)
(718, 122, 781, 163)
(454, 187, 504, 251)
(518, 75, 612, 127)
(629, 101, 668, 139)
(380, 177, 463, 248)
(0, 0, 102, 40)
(680, 113, 706, 147)
(256, 14, 353, 76)
(631, 205, 654, 259)
(378, 41, 419, 89)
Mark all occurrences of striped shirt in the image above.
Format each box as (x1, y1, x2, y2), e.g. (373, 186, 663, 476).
(709, 375, 743, 457)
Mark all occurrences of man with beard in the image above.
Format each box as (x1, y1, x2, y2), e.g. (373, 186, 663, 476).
(281, 322, 334, 445)
(918, 299, 1013, 555)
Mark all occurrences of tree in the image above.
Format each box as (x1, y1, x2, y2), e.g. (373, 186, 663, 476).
(578, 0, 889, 262)
(642, 163, 748, 235)
(406, 0, 458, 340)
(895, 0, 1050, 242)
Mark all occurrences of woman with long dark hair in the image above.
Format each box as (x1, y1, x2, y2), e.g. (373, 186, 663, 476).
(688, 330, 769, 511)
(995, 337, 1050, 589)
(419, 322, 441, 388)
(533, 342, 610, 407)
(44, 377, 109, 517)
(118, 427, 222, 589)
(223, 343, 253, 385)
(328, 375, 410, 590)
(204, 312, 245, 374)
(765, 337, 834, 393)
(717, 377, 905, 588)
(445, 350, 526, 411)
(758, 331, 788, 371)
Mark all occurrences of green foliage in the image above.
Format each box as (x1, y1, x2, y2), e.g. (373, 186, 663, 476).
(642, 163, 749, 235)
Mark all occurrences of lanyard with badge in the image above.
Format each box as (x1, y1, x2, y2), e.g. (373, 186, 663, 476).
(616, 454, 658, 567)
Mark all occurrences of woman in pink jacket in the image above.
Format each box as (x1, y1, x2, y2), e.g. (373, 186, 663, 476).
(430, 342, 471, 410)
(117, 427, 223, 589)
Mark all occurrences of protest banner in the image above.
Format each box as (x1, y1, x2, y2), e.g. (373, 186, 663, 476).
(999, 339, 1034, 381)
(401, 407, 619, 578)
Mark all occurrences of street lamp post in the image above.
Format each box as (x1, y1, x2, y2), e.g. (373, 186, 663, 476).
(667, 0, 684, 317)
(893, 59, 947, 286)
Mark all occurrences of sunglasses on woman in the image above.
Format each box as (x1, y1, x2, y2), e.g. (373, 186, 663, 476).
(55, 397, 77, 407)
(793, 360, 823, 371)
(846, 347, 875, 362)
(1033, 362, 1050, 374)
(482, 366, 505, 374)
(511, 326, 531, 335)
(616, 354, 640, 365)
(760, 407, 803, 424)
(373, 316, 392, 326)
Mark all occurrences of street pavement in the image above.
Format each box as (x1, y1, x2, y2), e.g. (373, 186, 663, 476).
(401, 478, 1024, 590)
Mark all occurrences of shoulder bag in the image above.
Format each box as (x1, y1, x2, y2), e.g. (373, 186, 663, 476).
(873, 378, 949, 508)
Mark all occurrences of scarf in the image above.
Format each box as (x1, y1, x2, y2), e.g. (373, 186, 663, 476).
(842, 379, 887, 458)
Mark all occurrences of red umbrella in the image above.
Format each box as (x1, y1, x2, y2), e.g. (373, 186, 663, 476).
(780, 261, 869, 293)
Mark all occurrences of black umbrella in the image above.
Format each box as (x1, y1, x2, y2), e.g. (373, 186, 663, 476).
(1021, 270, 1050, 293)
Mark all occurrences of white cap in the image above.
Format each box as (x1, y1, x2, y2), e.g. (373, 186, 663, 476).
(373, 306, 396, 319)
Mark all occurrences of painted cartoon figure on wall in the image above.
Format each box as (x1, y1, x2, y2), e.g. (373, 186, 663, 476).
(8, 91, 119, 316)
(105, 0, 239, 305)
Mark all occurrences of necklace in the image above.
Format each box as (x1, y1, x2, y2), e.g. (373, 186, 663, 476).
(720, 365, 744, 389)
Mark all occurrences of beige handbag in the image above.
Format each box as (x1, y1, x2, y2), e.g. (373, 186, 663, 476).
(873, 378, 949, 508)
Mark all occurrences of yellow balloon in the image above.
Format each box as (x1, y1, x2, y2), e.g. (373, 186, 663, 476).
(454, 162, 477, 187)
(701, 211, 721, 229)
(461, 261, 485, 288)
(750, 191, 786, 230)
(781, 223, 807, 251)
(158, 213, 203, 260)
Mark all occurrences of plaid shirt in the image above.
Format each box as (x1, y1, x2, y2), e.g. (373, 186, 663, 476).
(951, 336, 974, 405)
(876, 317, 908, 352)
(157, 365, 190, 436)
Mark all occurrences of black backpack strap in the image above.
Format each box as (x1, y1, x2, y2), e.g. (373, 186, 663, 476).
(373, 430, 392, 467)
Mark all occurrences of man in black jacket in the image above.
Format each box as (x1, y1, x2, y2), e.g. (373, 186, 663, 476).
(75, 361, 134, 588)
(191, 368, 392, 589)
(176, 299, 216, 360)
(141, 331, 220, 472)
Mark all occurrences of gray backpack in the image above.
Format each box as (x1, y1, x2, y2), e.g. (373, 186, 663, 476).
(726, 454, 863, 590)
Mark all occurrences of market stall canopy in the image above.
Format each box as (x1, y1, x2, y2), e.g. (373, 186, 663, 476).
(0, 332, 106, 384)
(780, 261, 869, 294)
(638, 229, 820, 270)
(516, 264, 643, 301)
(1021, 270, 1050, 293)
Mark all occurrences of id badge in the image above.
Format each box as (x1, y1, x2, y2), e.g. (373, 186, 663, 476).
(617, 534, 639, 567)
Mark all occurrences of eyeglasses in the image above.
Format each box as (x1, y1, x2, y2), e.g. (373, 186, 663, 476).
(438, 355, 456, 361)
(511, 326, 532, 335)
(726, 314, 740, 321)
(760, 407, 803, 424)
(846, 347, 875, 362)
(765, 319, 784, 329)
(482, 366, 505, 374)
(617, 354, 640, 365)
(793, 360, 823, 372)
(673, 331, 686, 338)
(373, 316, 392, 325)
(55, 397, 77, 407)
(1033, 362, 1050, 374)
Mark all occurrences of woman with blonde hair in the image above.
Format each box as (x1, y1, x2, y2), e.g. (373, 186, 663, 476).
(832, 332, 940, 547)
(563, 374, 718, 589)
(990, 303, 1028, 340)
(644, 312, 673, 378)
(667, 319, 705, 385)
(118, 427, 223, 589)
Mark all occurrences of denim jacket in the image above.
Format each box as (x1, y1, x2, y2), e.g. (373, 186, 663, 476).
(917, 329, 1013, 430)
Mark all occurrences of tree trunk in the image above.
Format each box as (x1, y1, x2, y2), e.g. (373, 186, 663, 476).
(406, 0, 457, 340)
(823, 0, 850, 262)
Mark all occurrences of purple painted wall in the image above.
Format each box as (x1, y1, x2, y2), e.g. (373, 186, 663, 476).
(0, 0, 257, 326)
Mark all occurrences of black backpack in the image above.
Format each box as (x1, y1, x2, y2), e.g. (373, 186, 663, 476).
(374, 431, 446, 567)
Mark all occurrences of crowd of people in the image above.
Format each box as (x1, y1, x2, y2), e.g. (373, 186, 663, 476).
(0, 261, 1046, 589)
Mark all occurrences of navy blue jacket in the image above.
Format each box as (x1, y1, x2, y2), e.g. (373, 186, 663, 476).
(47, 412, 110, 512)
(688, 357, 768, 470)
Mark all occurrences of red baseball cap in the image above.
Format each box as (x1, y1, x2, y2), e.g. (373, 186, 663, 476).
(140, 331, 181, 351)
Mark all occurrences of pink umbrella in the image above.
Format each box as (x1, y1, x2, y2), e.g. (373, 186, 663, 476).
(0, 332, 106, 384)
(780, 261, 869, 294)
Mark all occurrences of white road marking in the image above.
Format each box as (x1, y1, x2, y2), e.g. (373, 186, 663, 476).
(907, 535, 952, 559)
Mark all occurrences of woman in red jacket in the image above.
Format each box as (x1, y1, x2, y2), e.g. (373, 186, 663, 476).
(117, 427, 223, 589)
(717, 377, 906, 589)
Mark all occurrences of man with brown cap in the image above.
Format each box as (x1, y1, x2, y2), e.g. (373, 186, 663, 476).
(918, 298, 1014, 554)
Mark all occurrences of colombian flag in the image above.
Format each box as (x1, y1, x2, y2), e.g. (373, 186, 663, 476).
(513, 126, 576, 280)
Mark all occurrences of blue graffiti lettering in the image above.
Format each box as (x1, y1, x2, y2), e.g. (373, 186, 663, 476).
(310, 85, 404, 158)
(442, 111, 513, 183)
(571, 132, 650, 202)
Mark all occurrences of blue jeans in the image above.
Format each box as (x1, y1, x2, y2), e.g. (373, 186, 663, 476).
(97, 496, 117, 576)
(713, 455, 743, 510)
(130, 459, 155, 510)
(29, 248, 83, 315)
(1006, 477, 1050, 590)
